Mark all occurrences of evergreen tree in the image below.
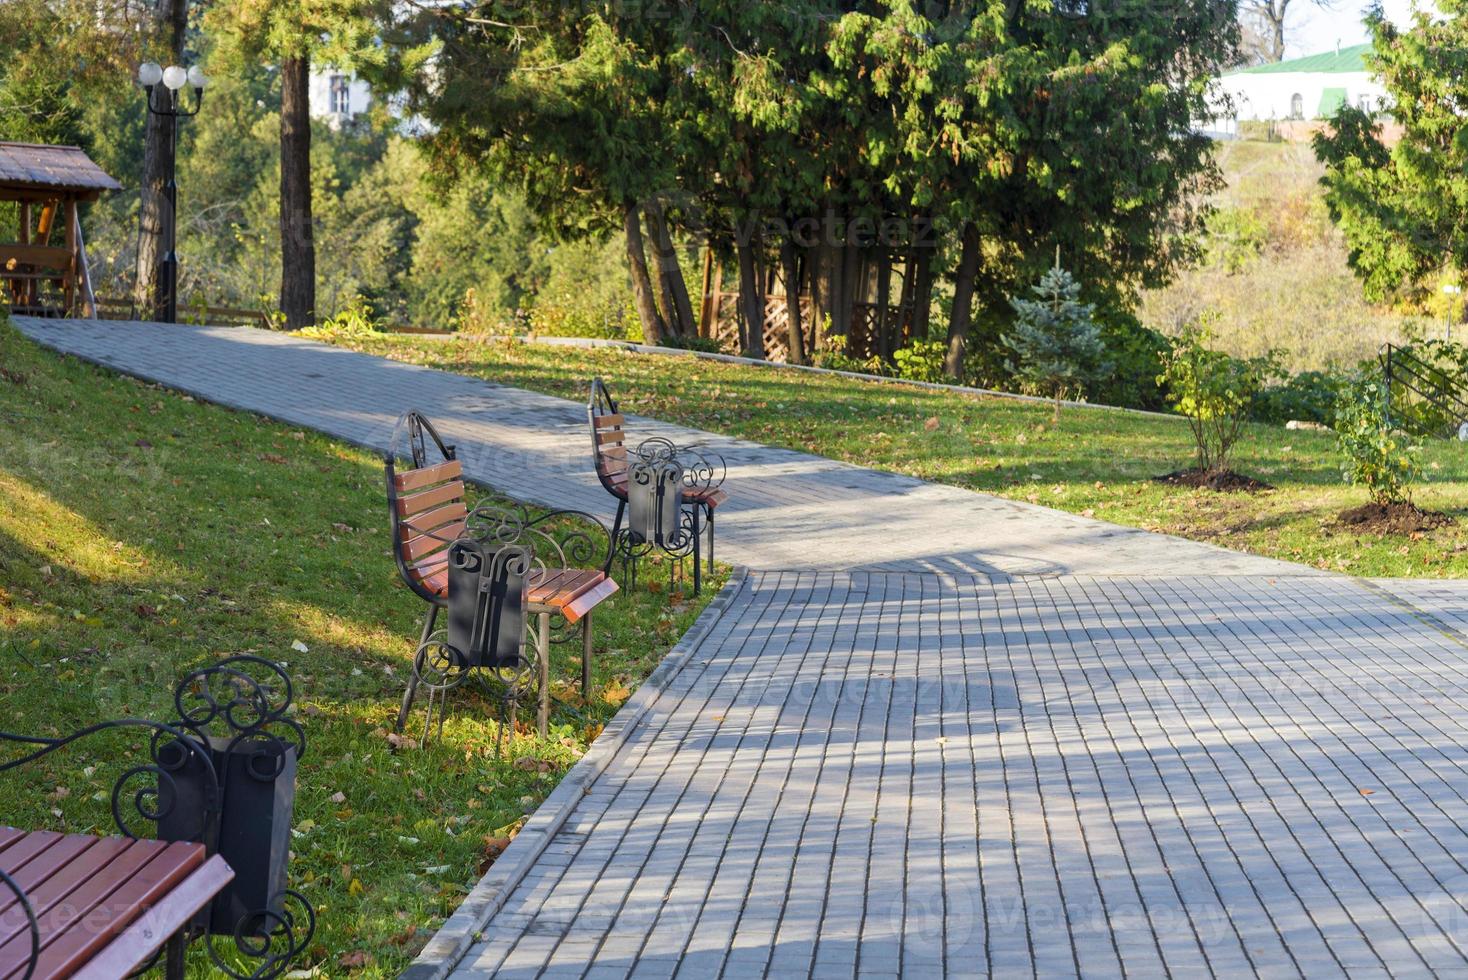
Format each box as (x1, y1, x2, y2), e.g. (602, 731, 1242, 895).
(1003, 263, 1107, 419)
(1314, 3, 1468, 305)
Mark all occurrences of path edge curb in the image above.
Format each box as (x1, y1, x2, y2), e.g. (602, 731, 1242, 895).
(398, 567, 750, 980)
(517, 335, 1177, 419)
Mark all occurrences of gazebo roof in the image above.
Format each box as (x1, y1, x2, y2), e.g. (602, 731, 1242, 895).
(0, 142, 121, 198)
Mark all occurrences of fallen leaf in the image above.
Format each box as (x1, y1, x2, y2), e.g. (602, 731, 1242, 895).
(386, 732, 418, 750)
(329, 791, 347, 804)
(512, 756, 553, 773)
(291, 640, 309, 653)
(338, 950, 371, 969)
(923, 416, 940, 431)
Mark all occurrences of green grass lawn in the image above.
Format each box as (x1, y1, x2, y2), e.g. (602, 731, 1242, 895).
(0, 320, 719, 976)
(324, 333, 1468, 579)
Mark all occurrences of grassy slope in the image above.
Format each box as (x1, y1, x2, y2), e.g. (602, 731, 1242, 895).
(0, 322, 718, 976)
(330, 334, 1468, 578)
(1140, 139, 1423, 373)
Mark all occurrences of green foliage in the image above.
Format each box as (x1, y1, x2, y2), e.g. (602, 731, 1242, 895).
(294, 298, 386, 342)
(1335, 378, 1421, 504)
(1206, 207, 1269, 274)
(1158, 319, 1278, 473)
(528, 239, 638, 341)
(1003, 266, 1108, 415)
(1093, 317, 1171, 412)
(891, 341, 948, 384)
(1313, 7, 1468, 304)
(659, 334, 723, 354)
(1253, 370, 1346, 426)
(814, 332, 885, 375)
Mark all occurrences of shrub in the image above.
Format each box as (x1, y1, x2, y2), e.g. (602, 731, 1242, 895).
(528, 238, 638, 340)
(1004, 265, 1108, 419)
(892, 340, 948, 384)
(1252, 369, 1345, 426)
(1206, 206, 1269, 274)
(1158, 319, 1277, 474)
(660, 334, 723, 354)
(295, 298, 386, 342)
(1093, 316, 1172, 411)
(814, 331, 885, 375)
(1335, 378, 1421, 505)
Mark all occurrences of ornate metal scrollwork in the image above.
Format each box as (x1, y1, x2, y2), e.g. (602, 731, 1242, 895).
(201, 887, 316, 980)
(0, 655, 314, 980)
(0, 716, 222, 849)
(0, 867, 38, 980)
(615, 438, 725, 591)
(173, 655, 308, 767)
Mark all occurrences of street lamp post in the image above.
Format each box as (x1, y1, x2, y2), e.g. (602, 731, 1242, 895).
(138, 61, 207, 324)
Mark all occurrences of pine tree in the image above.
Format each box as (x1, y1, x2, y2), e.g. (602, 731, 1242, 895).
(1003, 264, 1106, 420)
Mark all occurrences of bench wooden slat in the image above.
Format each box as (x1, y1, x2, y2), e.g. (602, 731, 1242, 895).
(397, 480, 464, 517)
(21, 840, 204, 980)
(402, 520, 466, 562)
(70, 855, 233, 980)
(560, 577, 619, 624)
(0, 838, 134, 953)
(401, 501, 468, 540)
(0, 835, 96, 922)
(595, 430, 625, 446)
(393, 459, 462, 492)
(591, 414, 625, 429)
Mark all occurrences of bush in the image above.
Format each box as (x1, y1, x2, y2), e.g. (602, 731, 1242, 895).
(814, 331, 885, 375)
(1206, 206, 1269, 274)
(1252, 369, 1345, 426)
(891, 340, 948, 383)
(1335, 378, 1421, 504)
(294, 298, 386, 342)
(1092, 316, 1171, 411)
(660, 334, 723, 354)
(528, 238, 638, 340)
(1158, 318, 1277, 474)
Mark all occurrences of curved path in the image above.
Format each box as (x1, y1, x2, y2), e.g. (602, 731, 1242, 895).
(18, 317, 1468, 980)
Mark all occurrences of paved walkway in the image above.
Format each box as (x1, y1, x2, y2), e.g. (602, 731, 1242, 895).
(16, 317, 1468, 979)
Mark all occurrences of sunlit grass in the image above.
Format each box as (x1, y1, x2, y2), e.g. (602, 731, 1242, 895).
(0, 320, 719, 976)
(331, 332, 1468, 578)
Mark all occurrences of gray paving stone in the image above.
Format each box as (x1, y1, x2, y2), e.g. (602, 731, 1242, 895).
(29, 318, 1468, 978)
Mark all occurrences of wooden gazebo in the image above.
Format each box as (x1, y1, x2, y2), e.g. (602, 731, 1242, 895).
(0, 142, 120, 317)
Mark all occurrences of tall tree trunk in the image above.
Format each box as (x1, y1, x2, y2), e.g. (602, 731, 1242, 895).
(646, 199, 696, 338)
(806, 241, 826, 348)
(623, 203, 665, 345)
(279, 56, 316, 330)
(944, 222, 982, 378)
(911, 244, 934, 342)
(736, 239, 765, 360)
(134, 0, 187, 318)
(780, 238, 806, 365)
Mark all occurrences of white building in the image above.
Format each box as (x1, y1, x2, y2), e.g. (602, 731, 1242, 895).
(1212, 43, 1388, 123)
(308, 69, 372, 127)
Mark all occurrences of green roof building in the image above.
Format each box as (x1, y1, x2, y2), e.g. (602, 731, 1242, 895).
(1213, 43, 1385, 122)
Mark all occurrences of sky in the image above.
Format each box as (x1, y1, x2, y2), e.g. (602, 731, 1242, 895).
(1291, 0, 1425, 58)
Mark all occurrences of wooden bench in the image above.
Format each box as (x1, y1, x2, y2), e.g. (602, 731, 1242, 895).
(0, 829, 233, 980)
(387, 412, 619, 736)
(588, 378, 727, 594)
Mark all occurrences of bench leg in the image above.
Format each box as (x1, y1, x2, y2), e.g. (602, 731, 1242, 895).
(396, 604, 439, 733)
(164, 929, 187, 980)
(581, 611, 593, 697)
(691, 505, 702, 597)
(537, 611, 551, 736)
(706, 505, 715, 573)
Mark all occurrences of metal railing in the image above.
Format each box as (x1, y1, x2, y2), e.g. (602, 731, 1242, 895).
(1381, 342, 1468, 437)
